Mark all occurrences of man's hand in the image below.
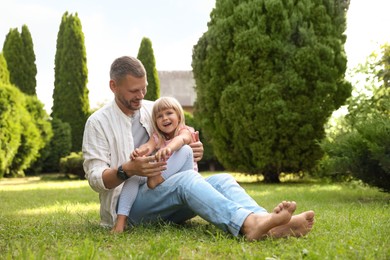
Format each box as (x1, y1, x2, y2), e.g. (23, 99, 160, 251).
(123, 155, 167, 178)
(102, 155, 166, 189)
(190, 131, 203, 162)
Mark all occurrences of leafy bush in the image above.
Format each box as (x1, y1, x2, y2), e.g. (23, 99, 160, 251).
(42, 118, 72, 173)
(0, 84, 51, 177)
(27, 117, 71, 174)
(318, 116, 390, 192)
(23, 95, 53, 175)
(319, 44, 390, 191)
(0, 84, 23, 177)
(59, 152, 85, 179)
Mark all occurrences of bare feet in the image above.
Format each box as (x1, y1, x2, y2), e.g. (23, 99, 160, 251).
(241, 201, 296, 241)
(268, 210, 315, 238)
(147, 175, 164, 189)
(111, 215, 128, 234)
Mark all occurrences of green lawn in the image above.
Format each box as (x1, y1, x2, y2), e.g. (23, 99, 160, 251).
(1, 173, 389, 259)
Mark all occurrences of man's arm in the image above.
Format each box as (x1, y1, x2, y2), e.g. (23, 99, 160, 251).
(83, 116, 167, 191)
(102, 155, 167, 189)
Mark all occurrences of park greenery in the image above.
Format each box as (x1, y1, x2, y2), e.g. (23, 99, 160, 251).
(0, 1, 389, 258)
(0, 0, 389, 194)
(137, 37, 161, 101)
(317, 43, 390, 192)
(192, 0, 352, 183)
(3, 25, 37, 95)
(51, 12, 89, 152)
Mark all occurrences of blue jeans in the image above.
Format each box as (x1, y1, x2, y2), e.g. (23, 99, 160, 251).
(128, 171, 267, 236)
(117, 145, 195, 217)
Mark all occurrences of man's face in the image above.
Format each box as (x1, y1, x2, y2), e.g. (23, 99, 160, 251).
(110, 74, 147, 115)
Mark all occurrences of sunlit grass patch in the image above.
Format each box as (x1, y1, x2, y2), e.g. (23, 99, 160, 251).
(18, 201, 99, 216)
(0, 174, 389, 259)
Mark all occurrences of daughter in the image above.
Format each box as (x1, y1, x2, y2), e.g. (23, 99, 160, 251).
(112, 96, 198, 233)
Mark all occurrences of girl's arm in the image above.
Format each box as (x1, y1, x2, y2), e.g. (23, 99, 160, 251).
(155, 129, 192, 161)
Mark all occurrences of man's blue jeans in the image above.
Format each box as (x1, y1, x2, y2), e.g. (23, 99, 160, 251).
(128, 171, 267, 236)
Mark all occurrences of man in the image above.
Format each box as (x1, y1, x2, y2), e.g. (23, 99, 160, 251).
(82, 56, 315, 240)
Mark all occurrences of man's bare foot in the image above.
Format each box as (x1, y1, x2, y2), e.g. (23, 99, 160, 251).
(241, 201, 296, 241)
(147, 175, 164, 189)
(111, 215, 127, 234)
(268, 210, 315, 238)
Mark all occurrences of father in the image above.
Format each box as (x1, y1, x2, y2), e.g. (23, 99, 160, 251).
(82, 56, 315, 240)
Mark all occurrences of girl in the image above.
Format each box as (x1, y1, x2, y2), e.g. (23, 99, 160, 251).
(112, 96, 198, 233)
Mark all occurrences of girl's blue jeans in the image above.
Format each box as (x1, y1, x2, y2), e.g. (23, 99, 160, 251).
(128, 171, 268, 236)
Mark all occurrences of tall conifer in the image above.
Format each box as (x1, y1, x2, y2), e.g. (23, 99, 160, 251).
(52, 12, 89, 151)
(2, 25, 37, 95)
(21, 25, 37, 95)
(137, 37, 160, 101)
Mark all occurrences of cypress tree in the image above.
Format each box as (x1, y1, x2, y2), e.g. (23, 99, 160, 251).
(20, 25, 37, 95)
(2, 29, 25, 91)
(52, 12, 89, 151)
(137, 37, 160, 101)
(2, 25, 37, 95)
(192, 0, 352, 182)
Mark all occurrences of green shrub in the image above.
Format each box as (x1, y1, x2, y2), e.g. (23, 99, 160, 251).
(41, 118, 72, 173)
(318, 115, 390, 192)
(24, 95, 53, 175)
(0, 84, 52, 177)
(0, 84, 23, 177)
(59, 152, 85, 179)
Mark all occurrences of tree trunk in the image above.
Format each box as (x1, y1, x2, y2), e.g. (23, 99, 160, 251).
(263, 171, 281, 183)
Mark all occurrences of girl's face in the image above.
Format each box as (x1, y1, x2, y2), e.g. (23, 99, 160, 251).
(156, 108, 180, 139)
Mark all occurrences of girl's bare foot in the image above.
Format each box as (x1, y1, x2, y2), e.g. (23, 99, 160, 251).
(268, 210, 315, 238)
(241, 201, 296, 241)
(147, 175, 165, 189)
(111, 215, 127, 233)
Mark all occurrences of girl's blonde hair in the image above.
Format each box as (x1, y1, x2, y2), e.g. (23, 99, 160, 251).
(152, 97, 186, 147)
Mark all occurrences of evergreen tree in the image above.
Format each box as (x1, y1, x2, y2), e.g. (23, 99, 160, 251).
(2, 25, 37, 95)
(2, 29, 25, 91)
(0, 53, 10, 84)
(20, 25, 37, 95)
(52, 12, 89, 151)
(192, 0, 352, 182)
(137, 37, 160, 101)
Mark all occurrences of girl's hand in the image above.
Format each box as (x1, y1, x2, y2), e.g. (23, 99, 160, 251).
(130, 147, 150, 160)
(155, 147, 172, 162)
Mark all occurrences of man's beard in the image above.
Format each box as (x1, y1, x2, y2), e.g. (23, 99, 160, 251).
(119, 97, 142, 111)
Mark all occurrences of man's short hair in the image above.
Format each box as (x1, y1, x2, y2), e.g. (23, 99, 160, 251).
(110, 56, 146, 82)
